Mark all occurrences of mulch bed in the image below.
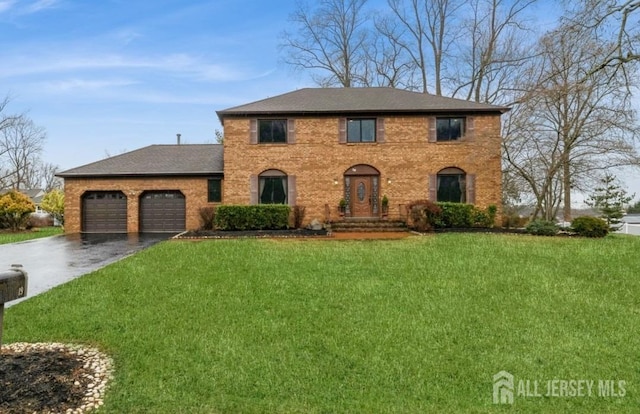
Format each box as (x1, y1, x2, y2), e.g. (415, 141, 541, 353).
(434, 227, 527, 234)
(0, 343, 113, 414)
(0, 349, 85, 413)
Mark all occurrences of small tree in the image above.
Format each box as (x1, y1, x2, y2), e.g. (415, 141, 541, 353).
(41, 188, 65, 226)
(586, 174, 634, 231)
(0, 190, 35, 231)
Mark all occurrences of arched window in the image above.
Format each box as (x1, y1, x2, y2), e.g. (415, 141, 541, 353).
(259, 169, 287, 204)
(437, 167, 466, 203)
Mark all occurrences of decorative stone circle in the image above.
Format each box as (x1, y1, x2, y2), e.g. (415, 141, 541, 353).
(0, 342, 114, 413)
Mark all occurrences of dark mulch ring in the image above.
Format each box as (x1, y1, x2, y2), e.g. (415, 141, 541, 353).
(433, 227, 527, 234)
(0, 343, 113, 414)
(177, 228, 329, 239)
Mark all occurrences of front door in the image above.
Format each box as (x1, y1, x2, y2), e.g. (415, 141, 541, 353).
(350, 176, 372, 217)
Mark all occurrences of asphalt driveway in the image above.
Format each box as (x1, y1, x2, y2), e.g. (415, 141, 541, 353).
(1, 233, 170, 307)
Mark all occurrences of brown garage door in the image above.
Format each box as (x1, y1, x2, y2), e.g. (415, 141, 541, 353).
(82, 191, 127, 233)
(139, 191, 185, 233)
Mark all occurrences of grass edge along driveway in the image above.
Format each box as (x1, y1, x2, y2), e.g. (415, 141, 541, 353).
(4, 234, 639, 413)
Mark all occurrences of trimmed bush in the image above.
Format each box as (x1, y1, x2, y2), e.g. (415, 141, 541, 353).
(438, 202, 475, 228)
(571, 216, 608, 238)
(214, 205, 290, 230)
(433, 203, 497, 228)
(406, 201, 497, 231)
(198, 207, 216, 230)
(406, 200, 442, 232)
(525, 219, 559, 236)
(292, 205, 306, 229)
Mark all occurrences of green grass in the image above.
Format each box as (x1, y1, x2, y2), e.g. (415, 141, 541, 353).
(0, 227, 63, 244)
(4, 234, 640, 413)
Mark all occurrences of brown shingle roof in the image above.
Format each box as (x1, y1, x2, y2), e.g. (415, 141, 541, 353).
(217, 87, 509, 120)
(57, 144, 223, 178)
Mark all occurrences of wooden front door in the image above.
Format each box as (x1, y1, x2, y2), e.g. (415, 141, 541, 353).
(350, 176, 372, 217)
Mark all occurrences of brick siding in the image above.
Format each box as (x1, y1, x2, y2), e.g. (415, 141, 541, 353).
(223, 114, 502, 224)
(63, 176, 219, 233)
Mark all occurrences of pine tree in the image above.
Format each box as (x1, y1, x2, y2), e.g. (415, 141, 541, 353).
(586, 174, 634, 231)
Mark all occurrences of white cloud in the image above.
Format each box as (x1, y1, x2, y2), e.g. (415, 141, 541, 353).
(0, 0, 17, 13)
(24, 0, 60, 14)
(0, 49, 259, 83)
(41, 78, 138, 93)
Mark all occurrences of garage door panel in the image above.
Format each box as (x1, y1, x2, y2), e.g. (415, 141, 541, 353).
(82, 192, 127, 233)
(140, 191, 185, 233)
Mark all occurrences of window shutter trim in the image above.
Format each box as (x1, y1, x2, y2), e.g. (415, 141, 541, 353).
(428, 117, 437, 142)
(287, 119, 296, 144)
(429, 174, 437, 201)
(466, 174, 476, 204)
(466, 116, 475, 141)
(377, 117, 385, 143)
(250, 174, 258, 204)
(249, 119, 258, 144)
(288, 175, 297, 206)
(339, 118, 347, 143)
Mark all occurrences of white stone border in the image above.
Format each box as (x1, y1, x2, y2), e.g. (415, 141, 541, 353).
(1, 342, 114, 413)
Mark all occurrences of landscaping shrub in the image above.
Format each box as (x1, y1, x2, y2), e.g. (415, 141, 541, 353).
(40, 189, 65, 225)
(26, 214, 54, 228)
(406, 200, 442, 232)
(437, 202, 474, 228)
(292, 205, 306, 229)
(571, 216, 609, 238)
(0, 190, 36, 231)
(502, 214, 529, 229)
(198, 207, 216, 230)
(431, 203, 497, 228)
(525, 219, 559, 236)
(214, 205, 290, 230)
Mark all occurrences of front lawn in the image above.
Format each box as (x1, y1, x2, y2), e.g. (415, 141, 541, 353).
(0, 227, 63, 245)
(3, 234, 640, 413)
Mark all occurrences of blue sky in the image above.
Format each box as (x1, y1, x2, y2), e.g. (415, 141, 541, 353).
(0, 0, 310, 169)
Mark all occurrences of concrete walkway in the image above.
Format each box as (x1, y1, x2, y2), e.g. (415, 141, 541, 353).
(1, 233, 169, 307)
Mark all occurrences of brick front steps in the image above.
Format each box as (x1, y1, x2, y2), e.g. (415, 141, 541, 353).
(329, 219, 408, 233)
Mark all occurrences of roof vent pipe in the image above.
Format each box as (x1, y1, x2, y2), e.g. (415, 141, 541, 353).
(177, 133, 181, 145)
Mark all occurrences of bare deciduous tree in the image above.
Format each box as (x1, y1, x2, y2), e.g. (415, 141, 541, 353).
(381, 0, 462, 94)
(280, 0, 371, 87)
(361, 19, 418, 89)
(564, 0, 640, 79)
(448, 0, 538, 104)
(25, 161, 61, 192)
(0, 116, 47, 191)
(504, 24, 640, 221)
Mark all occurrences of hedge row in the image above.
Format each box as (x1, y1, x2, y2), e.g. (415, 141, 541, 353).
(406, 200, 497, 232)
(213, 205, 291, 230)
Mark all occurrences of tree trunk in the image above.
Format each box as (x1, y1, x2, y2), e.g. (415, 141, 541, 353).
(563, 154, 571, 222)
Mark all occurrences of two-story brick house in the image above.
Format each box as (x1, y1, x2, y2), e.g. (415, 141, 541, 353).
(58, 87, 508, 233)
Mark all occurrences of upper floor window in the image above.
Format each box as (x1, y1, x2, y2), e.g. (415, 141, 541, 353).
(259, 119, 287, 143)
(437, 117, 465, 141)
(347, 119, 376, 143)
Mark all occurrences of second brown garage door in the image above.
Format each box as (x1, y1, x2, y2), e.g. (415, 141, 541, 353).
(139, 191, 186, 233)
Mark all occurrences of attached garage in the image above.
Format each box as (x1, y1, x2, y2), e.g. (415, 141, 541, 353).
(57, 144, 224, 234)
(82, 191, 127, 233)
(139, 190, 186, 233)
